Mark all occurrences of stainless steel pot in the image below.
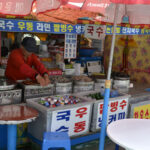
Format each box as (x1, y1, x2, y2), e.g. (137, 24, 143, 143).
(55, 82, 72, 94)
(73, 81, 94, 93)
(113, 77, 130, 88)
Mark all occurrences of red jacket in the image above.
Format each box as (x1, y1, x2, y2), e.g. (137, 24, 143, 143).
(5, 48, 48, 81)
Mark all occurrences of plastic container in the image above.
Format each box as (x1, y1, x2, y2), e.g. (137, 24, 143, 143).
(78, 48, 96, 57)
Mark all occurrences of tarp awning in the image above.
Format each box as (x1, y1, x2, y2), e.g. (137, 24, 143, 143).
(33, 6, 99, 24)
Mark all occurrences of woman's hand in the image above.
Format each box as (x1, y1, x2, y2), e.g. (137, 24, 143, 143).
(43, 74, 50, 86)
(36, 74, 47, 86)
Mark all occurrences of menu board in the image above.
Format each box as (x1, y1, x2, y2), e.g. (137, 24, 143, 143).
(64, 33, 77, 59)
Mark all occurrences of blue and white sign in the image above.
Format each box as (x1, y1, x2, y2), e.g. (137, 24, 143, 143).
(0, 18, 150, 35)
(64, 33, 77, 59)
(106, 25, 150, 35)
(0, 18, 85, 34)
(96, 97, 129, 130)
(51, 105, 91, 136)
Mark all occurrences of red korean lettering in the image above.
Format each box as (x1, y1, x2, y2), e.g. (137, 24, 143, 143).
(140, 110, 144, 119)
(87, 26, 94, 36)
(145, 109, 149, 119)
(96, 27, 103, 37)
(134, 111, 139, 118)
(76, 107, 87, 118)
(74, 121, 86, 133)
(99, 104, 103, 114)
(110, 101, 118, 112)
(120, 100, 127, 110)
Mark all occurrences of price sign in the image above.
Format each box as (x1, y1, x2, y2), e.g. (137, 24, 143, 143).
(64, 33, 77, 59)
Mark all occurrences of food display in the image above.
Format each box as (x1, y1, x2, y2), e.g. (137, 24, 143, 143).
(86, 90, 119, 101)
(22, 80, 37, 85)
(50, 76, 71, 84)
(111, 72, 130, 78)
(38, 95, 80, 107)
(72, 76, 94, 93)
(50, 76, 72, 94)
(88, 93, 104, 100)
(19, 80, 54, 100)
(72, 75, 93, 82)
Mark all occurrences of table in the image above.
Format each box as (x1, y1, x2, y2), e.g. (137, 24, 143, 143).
(0, 104, 38, 150)
(107, 119, 150, 150)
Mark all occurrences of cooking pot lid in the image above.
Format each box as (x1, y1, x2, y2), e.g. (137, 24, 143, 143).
(114, 76, 130, 80)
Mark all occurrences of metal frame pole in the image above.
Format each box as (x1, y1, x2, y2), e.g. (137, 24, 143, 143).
(99, 4, 119, 150)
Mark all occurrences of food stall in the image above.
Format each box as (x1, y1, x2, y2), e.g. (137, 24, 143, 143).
(0, 18, 85, 149)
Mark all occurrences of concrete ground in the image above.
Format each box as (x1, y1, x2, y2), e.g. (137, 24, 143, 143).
(19, 137, 125, 150)
(72, 138, 125, 150)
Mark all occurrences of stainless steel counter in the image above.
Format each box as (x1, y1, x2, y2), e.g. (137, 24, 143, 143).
(128, 82, 150, 96)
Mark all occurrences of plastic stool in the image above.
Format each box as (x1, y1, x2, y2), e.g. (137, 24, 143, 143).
(42, 132, 71, 150)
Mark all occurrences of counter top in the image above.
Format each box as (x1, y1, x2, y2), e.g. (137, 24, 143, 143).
(128, 82, 150, 96)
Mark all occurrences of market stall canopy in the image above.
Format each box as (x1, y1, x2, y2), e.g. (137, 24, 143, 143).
(32, 6, 99, 24)
(0, 0, 67, 16)
(64, 0, 150, 27)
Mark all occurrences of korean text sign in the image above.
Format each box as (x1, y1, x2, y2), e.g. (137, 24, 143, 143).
(84, 24, 106, 39)
(0, 18, 85, 34)
(1, 18, 150, 35)
(51, 104, 91, 136)
(64, 33, 77, 59)
(96, 98, 129, 130)
(133, 104, 150, 119)
(106, 25, 150, 35)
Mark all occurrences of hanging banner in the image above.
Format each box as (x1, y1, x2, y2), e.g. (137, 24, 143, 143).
(1, 18, 150, 35)
(0, 18, 85, 34)
(106, 25, 150, 35)
(84, 24, 106, 39)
